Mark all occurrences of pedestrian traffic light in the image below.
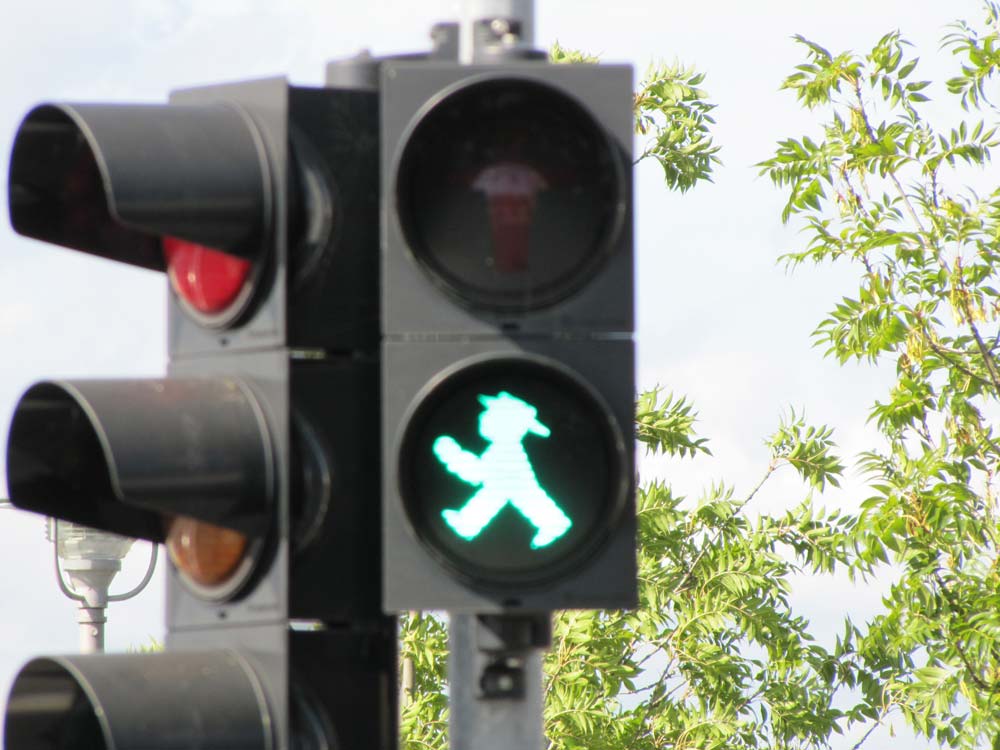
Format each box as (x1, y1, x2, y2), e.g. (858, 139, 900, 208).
(3, 75, 395, 749)
(381, 60, 637, 613)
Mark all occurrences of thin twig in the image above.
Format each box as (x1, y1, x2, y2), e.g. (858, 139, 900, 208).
(674, 465, 777, 596)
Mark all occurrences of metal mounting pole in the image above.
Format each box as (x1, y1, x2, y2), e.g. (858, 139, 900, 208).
(77, 604, 107, 653)
(449, 613, 551, 750)
(61, 558, 120, 654)
(460, 0, 537, 62)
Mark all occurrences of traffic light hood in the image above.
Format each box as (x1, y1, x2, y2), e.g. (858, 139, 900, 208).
(5, 652, 272, 750)
(7, 102, 271, 270)
(6, 378, 274, 542)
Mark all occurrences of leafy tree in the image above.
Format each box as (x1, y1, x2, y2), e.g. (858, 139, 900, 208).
(550, 42, 721, 192)
(758, 3, 1000, 746)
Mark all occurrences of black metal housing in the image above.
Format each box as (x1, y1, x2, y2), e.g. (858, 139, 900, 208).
(165, 80, 381, 357)
(291, 625, 398, 750)
(3, 73, 393, 750)
(285, 86, 380, 355)
(288, 355, 383, 622)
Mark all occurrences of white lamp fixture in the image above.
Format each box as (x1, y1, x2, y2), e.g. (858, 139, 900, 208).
(45, 518, 158, 654)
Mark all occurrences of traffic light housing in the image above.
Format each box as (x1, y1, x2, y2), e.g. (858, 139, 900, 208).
(3, 76, 394, 749)
(381, 61, 637, 613)
(9, 78, 380, 355)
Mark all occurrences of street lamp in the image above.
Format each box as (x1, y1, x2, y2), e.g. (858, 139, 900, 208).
(2, 498, 158, 653)
(46, 519, 158, 653)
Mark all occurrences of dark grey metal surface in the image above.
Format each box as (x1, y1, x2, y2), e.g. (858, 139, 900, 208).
(164, 79, 382, 358)
(166, 77, 290, 356)
(165, 349, 288, 631)
(449, 614, 545, 750)
(326, 52, 381, 90)
(286, 357, 383, 622)
(4, 651, 273, 750)
(289, 624, 399, 750)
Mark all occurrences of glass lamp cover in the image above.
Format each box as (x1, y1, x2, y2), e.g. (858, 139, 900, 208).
(50, 519, 136, 562)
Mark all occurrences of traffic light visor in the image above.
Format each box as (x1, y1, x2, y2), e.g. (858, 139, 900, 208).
(4, 652, 272, 750)
(8, 102, 270, 286)
(394, 77, 627, 313)
(6, 379, 274, 543)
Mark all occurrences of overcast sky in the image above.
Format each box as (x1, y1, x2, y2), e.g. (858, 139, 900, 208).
(0, 1, 984, 747)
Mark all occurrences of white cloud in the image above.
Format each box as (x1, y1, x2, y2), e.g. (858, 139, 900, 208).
(0, 301, 32, 336)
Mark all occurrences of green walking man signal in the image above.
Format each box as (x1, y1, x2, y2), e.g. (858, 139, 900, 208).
(433, 392, 573, 549)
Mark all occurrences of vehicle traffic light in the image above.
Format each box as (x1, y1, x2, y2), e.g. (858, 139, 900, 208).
(381, 60, 637, 612)
(3, 76, 395, 749)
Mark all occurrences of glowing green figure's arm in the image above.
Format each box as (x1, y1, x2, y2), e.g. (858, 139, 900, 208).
(432, 436, 484, 485)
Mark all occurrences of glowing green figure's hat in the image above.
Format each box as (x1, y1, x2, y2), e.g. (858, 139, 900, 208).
(477, 391, 551, 437)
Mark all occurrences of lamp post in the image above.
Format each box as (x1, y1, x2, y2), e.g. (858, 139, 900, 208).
(46, 519, 158, 653)
(2, 498, 158, 653)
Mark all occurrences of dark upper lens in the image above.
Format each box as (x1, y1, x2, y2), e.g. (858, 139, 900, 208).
(395, 78, 624, 313)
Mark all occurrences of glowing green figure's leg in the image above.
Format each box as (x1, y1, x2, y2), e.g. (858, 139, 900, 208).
(508, 485, 573, 548)
(441, 487, 509, 541)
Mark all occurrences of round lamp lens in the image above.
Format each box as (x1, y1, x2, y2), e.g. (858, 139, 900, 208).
(163, 236, 253, 318)
(166, 516, 249, 589)
(398, 357, 626, 588)
(395, 78, 624, 312)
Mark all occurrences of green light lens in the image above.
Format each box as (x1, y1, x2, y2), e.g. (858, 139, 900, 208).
(399, 358, 625, 588)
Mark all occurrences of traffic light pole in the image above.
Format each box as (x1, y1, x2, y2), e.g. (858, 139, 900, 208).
(460, 0, 535, 61)
(449, 613, 550, 750)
